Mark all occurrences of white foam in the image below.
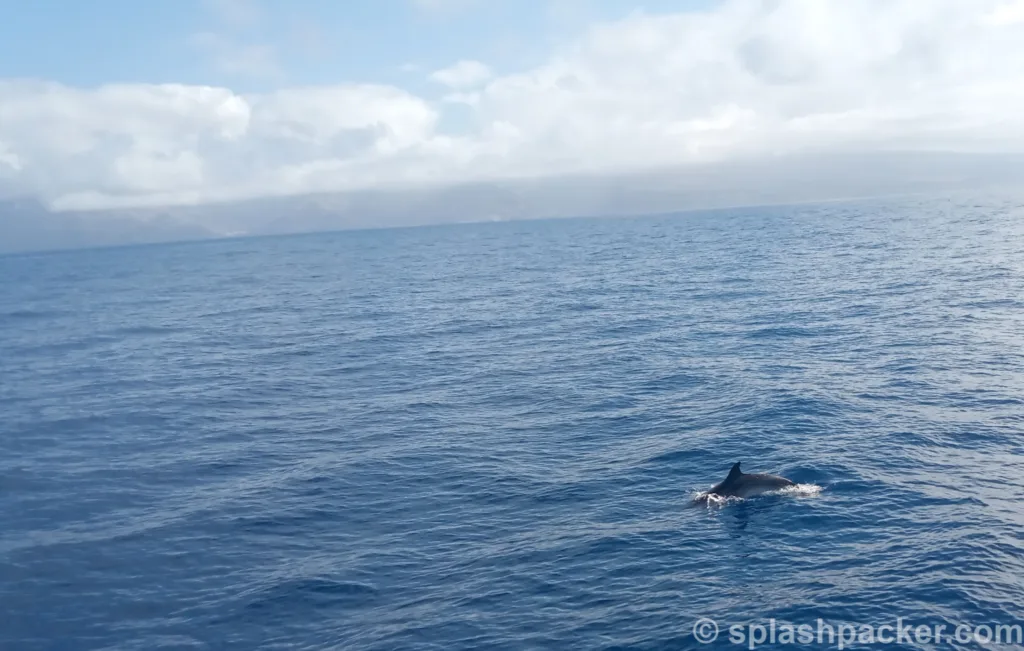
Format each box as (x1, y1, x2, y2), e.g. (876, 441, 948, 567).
(776, 483, 823, 497)
(691, 491, 743, 508)
(691, 483, 822, 508)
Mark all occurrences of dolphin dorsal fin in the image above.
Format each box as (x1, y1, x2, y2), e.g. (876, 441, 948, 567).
(726, 462, 742, 482)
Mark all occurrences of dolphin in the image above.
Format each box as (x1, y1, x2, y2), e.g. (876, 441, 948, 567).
(695, 462, 795, 502)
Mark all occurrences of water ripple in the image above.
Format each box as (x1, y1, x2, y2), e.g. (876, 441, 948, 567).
(3, 195, 1024, 649)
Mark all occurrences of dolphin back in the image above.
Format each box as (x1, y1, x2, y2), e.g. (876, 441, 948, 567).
(702, 463, 796, 499)
(743, 472, 795, 488)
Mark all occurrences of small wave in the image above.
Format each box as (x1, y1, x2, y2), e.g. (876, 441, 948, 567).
(2, 308, 65, 320)
(245, 578, 379, 613)
(564, 301, 602, 312)
(110, 325, 183, 337)
(745, 326, 820, 339)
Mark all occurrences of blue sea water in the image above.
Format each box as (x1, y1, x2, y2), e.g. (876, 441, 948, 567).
(2, 195, 1024, 650)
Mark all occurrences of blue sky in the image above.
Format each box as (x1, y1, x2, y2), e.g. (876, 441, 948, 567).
(0, 0, 1022, 212)
(0, 0, 709, 93)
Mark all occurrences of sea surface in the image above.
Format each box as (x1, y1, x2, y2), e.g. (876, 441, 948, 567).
(3, 195, 1024, 650)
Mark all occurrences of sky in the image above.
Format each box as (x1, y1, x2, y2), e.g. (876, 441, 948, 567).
(1, 0, 1024, 212)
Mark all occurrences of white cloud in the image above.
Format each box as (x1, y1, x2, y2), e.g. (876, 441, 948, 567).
(0, 80, 441, 209)
(429, 60, 493, 88)
(0, 141, 21, 172)
(982, 0, 1024, 26)
(442, 91, 482, 106)
(3, 0, 1024, 210)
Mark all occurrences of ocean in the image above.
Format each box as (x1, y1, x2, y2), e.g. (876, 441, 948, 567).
(2, 195, 1024, 650)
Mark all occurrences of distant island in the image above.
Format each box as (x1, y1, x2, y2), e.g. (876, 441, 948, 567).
(3, 150, 1022, 254)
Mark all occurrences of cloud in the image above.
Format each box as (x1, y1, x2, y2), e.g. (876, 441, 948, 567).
(0, 140, 21, 172)
(983, 0, 1024, 25)
(3, 0, 1024, 210)
(429, 60, 493, 88)
(0, 80, 446, 209)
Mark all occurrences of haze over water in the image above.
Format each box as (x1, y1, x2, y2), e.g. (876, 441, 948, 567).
(3, 194, 1024, 650)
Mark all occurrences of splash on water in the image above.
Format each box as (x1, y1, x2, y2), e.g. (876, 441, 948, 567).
(691, 483, 823, 508)
(779, 483, 823, 498)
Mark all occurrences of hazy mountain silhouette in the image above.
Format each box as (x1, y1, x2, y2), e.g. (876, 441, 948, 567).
(0, 198, 214, 254)
(2, 151, 1022, 254)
